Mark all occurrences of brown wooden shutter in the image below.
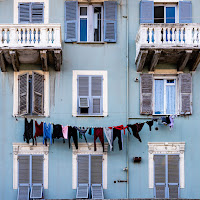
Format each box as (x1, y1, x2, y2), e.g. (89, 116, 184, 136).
(18, 73, 29, 115)
(32, 72, 44, 115)
(140, 74, 153, 115)
(179, 73, 192, 115)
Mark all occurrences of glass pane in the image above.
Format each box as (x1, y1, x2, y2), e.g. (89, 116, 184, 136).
(155, 80, 164, 114)
(166, 7, 175, 23)
(80, 18, 87, 41)
(80, 7, 87, 15)
(154, 6, 164, 23)
(166, 80, 176, 114)
(94, 7, 102, 41)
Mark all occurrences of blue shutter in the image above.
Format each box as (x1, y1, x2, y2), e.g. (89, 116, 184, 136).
(154, 80, 164, 114)
(65, 1, 78, 42)
(19, 3, 31, 23)
(166, 82, 176, 114)
(104, 1, 117, 42)
(140, 1, 154, 23)
(31, 3, 44, 23)
(179, 1, 192, 23)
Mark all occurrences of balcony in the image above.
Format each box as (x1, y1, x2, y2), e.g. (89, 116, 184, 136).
(136, 23, 200, 72)
(0, 24, 62, 72)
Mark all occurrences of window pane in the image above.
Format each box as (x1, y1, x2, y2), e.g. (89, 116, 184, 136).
(166, 81, 176, 114)
(166, 7, 175, 23)
(80, 7, 87, 15)
(154, 6, 164, 23)
(155, 80, 164, 114)
(94, 7, 102, 41)
(80, 18, 87, 41)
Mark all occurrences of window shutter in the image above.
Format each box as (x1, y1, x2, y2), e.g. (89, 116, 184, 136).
(31, 3, 44, 23)
(140, 1, 154, 23)
(19, 3, 31, 23)
(104, 1, 117, 42)
(179, 1, 192, 23)
(32, 72, 44, 115)
(79, 97, 89, 108)
(18, 155, 30, 185)
(154, 155, 166, 198)
(154, 80, 164, 114)
(65, 1, 78, 42)
(179, 73, 192, 115)
(140, 74, 153, 115)
(18, 186, 30, 200)
(76, 155, 89, 198)
(91, 185, 104, 199)
(18, 73, 29, 115)
(168, 155, 179, 199)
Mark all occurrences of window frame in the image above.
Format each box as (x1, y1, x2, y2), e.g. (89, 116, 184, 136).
(153, 75, 179, 115)
(13, 70, 49, 117)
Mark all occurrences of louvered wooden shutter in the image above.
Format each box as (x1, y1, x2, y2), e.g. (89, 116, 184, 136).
(140, 74, 153, 115)
(154, 155, 166, 198)
(32, 72, 44, 115)
(18, 73, 29, 115)
(91, 76, 102, 114)
(168, 155, 179, 199)
(18, 186, 29, 200)
(104, 1, 117, 42)
(19, 3, 31, 23)
(91, 185, 104, 199)
(140, 1, 154, 23)
(179, 1, 192, 23)
(65, 1, 78, 42)
(18, 155, 30, 185)
(179, 73, 192, 115)
(31, 3, 44, 23)
(76, 155, 89, 198)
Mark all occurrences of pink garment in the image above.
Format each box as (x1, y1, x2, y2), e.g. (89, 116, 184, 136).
(62, 126, 68, 139)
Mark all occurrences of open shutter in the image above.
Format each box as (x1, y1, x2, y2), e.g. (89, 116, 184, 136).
(91, 76, 102, 114)
(32, 72, 44, 115)
(140, 74, 153, 115)
(91, 185, 104, 199)
(168, 155, 179, 199)
(30, 155, 43, 199)
(76, 155, 89, 198)
(65, 1, 78, 42)
(31, 3, 44, 23)
(140, 1, 154, 23)
(18, 186, 29, 200)
(18, 73, 29, 115)
(104, 1, 117, 42)
(179, 73, 192, 115)
(179, 1, 192, 23)
(19, 3, 31, 23)
(154, 155, 166, 198)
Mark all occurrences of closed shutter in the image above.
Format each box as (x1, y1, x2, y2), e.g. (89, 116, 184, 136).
(179, 73, 192, 115)
(91, 76, 102, 114)
(140, 1, 154, 23)
(19, 3, 31, 23)
(18, 73, 29, 115)
(76, 155, 89, 198)
(104, 1, 117, 42)
(65, 1, 78, 42)
(140, 74, 153, 115)
(168, 155, 179, 199)
(154, 155, 166, 198)
(31, 3, 44, 23)
(179, 1, 192, 23)
(32, 72, 44, 115)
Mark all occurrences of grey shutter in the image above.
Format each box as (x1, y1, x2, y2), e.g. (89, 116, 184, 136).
(104, 1, 117, 42)
(91, 185, 104, 199)
(19, 73, 29, 115)
(31, 3, 44, 23)
(154, 155, 166, 198)
(65, 1, 78, 42)
(32, 72, 44, 115)
(79, 97, 89, 108)
(76, 155, 89, 198)
(140, 74, 153, 115)
(140, 1, 154, 23)
(18, 186, 29, 200)
(179, 1, 192, 23)
(168, 155, 179, 199)
(91, 155, 103, 184)
(92, 76, 102, 114)
(179, 73, 192, 115)
(19, 3, 31, 23)
(18, 155, 30, 185)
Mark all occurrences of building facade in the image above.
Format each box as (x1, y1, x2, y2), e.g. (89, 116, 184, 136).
(0, 0, 200, 199)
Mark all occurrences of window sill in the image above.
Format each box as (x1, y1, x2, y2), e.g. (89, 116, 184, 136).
(74, 114, 106, 117)
(76, 42, 106, 44)
(13, 114, 49, 118)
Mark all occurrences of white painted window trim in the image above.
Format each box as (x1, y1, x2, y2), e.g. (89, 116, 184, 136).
(148, 142, 185, 189)
(153, 0, 184, 2)
(72, 143, 108, 189)
(72, 70, 108, 117)
(153, 75, 179, 115)
(13, 143, 49, 189)
(14, 0, 49, 24)
(13, 70, 49, 117)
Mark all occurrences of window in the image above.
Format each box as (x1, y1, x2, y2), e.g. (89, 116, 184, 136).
(72, 70, 108, 117)
(65, 1, 117, 43)
(13, 71, 49, 117)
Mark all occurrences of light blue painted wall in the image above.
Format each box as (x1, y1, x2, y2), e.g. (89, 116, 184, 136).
(0, 0, 200, 199)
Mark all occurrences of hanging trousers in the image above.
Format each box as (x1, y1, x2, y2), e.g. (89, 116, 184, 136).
(112, 128, 123, 151)
(68, 126, 78, 149)
(24, 118, 34, 144)
(94, 128, 104, 151)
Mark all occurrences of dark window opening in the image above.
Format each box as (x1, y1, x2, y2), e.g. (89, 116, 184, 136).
(94, 7, 101, 41)
(80, 108, 89, 114)
(154, 6, 164, 23)
(28, 75, 32, 114)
